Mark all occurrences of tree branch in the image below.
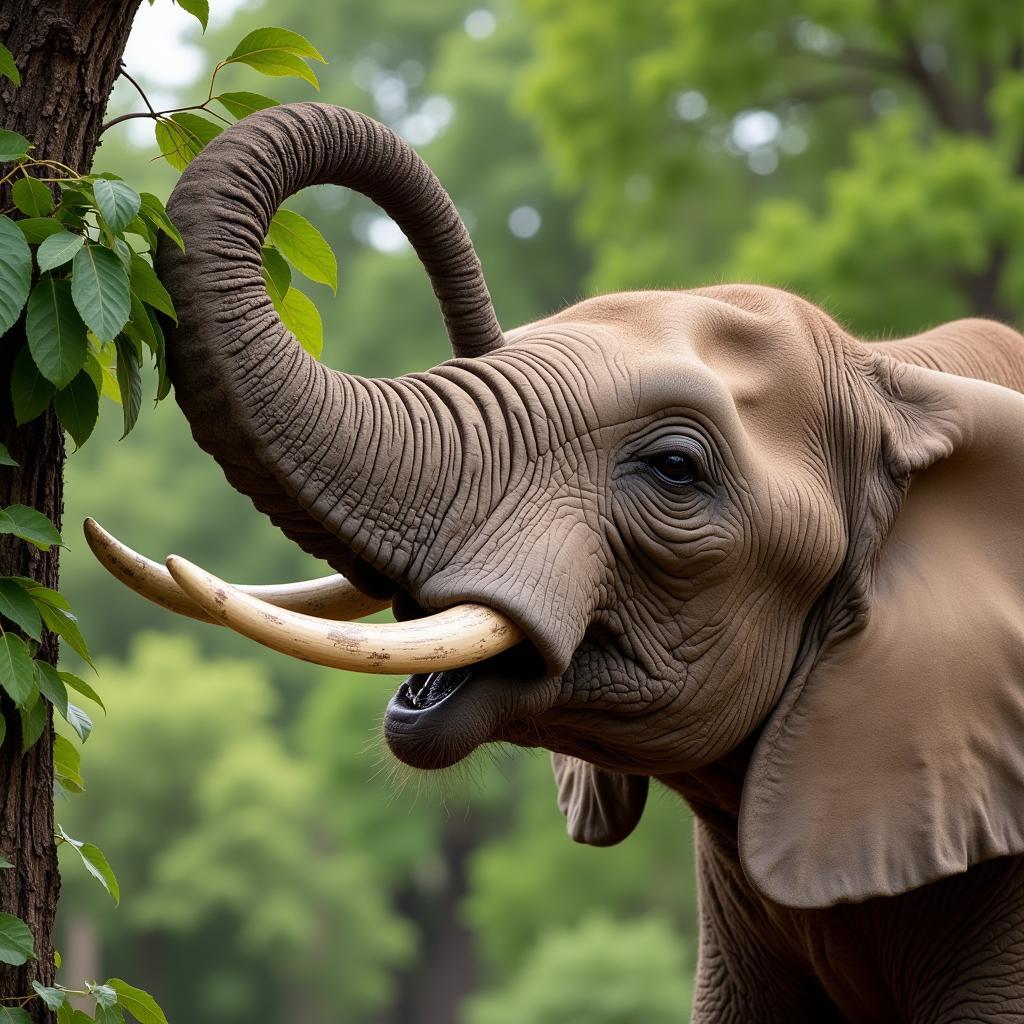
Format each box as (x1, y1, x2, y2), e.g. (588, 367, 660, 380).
(771, 76, 878, 107)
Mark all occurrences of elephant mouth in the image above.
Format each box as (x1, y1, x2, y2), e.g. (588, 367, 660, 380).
(383, 641, 558, 770)
(83, 521, 564, 770)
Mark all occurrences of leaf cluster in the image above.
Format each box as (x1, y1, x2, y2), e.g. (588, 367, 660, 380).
(0, 161, 179, 446)
(138, 26, 334, 357)
(0, 970, 167, 1024)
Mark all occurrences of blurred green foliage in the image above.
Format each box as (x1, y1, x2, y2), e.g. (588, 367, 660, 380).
(55, 0, 1024, 1021)
(463, 915, 693, 1024)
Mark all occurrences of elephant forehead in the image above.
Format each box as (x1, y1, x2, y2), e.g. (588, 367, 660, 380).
(517, 287, 833, 461)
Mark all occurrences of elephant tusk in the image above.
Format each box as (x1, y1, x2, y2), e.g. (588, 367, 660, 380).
(83, 518, 390, 624)
(165, 555, 525, 675)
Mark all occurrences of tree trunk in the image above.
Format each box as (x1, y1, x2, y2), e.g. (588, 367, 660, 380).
(0, 2, 140, 1015)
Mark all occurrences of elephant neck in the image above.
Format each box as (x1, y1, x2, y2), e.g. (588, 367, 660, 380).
(656, 735, 757, 855)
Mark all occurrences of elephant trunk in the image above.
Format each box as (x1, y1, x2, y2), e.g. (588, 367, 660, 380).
(156, 103, 503, 586)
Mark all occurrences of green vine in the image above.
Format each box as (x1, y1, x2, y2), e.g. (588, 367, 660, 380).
(0, 4, 339, 1019)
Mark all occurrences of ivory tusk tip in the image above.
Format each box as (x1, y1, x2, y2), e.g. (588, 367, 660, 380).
(165, 555, 201, 586)
(82, 516, 107, 550)
(85, 523, 390, 625)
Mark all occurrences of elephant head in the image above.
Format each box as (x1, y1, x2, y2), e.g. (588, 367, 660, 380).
(89, 103, 1024, 911)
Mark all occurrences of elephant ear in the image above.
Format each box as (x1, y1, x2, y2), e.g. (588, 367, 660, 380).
(740, 356, 1024, 909)
(552, 753, 649, 847)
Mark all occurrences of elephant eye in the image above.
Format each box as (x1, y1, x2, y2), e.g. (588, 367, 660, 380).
(645, 450, 699, 486)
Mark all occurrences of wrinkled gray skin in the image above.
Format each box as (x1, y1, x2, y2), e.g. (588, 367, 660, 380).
(156, 104, 1024, 1022)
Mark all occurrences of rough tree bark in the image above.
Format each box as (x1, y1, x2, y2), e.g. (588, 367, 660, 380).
(0, 2, 140, 1016)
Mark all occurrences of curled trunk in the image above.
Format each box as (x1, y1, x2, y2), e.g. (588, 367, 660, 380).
(157, 104, 503, 590)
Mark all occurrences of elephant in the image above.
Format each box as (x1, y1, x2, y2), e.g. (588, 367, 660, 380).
(87, 102, 1024, 1023)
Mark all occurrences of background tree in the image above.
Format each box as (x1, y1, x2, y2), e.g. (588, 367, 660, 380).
(0, 2, 139, 1012)
(520, 0, 1024, 332)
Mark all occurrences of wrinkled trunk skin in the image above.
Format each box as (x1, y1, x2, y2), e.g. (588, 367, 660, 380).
(157, 103, 505, 597)
(0, 1, 141, 1015)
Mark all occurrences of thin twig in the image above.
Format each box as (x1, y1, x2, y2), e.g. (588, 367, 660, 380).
(207, 60, 226, 103)
(118, 65, 156, 116)
(101, 102, 216, 134)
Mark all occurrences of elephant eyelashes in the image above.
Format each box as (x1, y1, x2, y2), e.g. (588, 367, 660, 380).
(644, 451, 700, 486)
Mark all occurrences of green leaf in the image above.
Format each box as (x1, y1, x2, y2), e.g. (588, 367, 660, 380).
(36, 661, 68, 719)
(11, 346, 56, 425)
(124, 215, 156, 252)
(71, 244, 130, 342)
(267, 209, 336, 291)
(64, 703, 92, 743)
(0, 505, 61, 550)
(228, 26, 325, 63)
(146, 307, 170, 400)
(276, 285, 323, 358)
(85, 348, 112, 404)
(0, 1006, 32, 1023)
(0, 913, 34, 965)
(12, 177, 53, 217)
(53, 733, 83, 793)
(16, 217, 63, 244)
(115, 335, 142, 438)
(36, 230, 85, 273)
(129, 253, 176, 321)
(155, 109, 223, 172)
(59, 672, 104, 712)
(0, 215, 32, 336)
(0, 853, 10, 868)
(54, 371, 99, 448)
(0, 633, 34, 705)
(0, 129, 30, 162)
(32, 982, 66, 1010)
(125, 293, 158, 354)
(26, 276, 88, 388)
(153, 118, 201, 171)
(93, 179, 141, 235)
(79, 843, 117, 901)
(57, 827, 117, 903)
(170, 111, 222, 150)
(96, 1007, 124, 1024)
(55, 188, 89, 231)
(138, 193, 184, 253)
(214, 91, 279, 119)
(112, 239, 132, 274)
(58, 1008, 94, 1024)
(227, 48, 320, 89)
(0, 43, 20, 86)
(0, 915, 34, 974)
(262, 245, 291, 297)
(175, 0, 209, 28)
(23, 582, 68, 610)
(0, 579, 41, 639)
(0, 444, 15, 468)
(87, 982, 117, 1009)
(19, 696, 45, 751)
(107, 980, 168, 1024)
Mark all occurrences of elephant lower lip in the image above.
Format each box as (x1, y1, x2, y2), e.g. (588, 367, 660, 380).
(383, 643, 555, 770)
(383, 664, 490, 769)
